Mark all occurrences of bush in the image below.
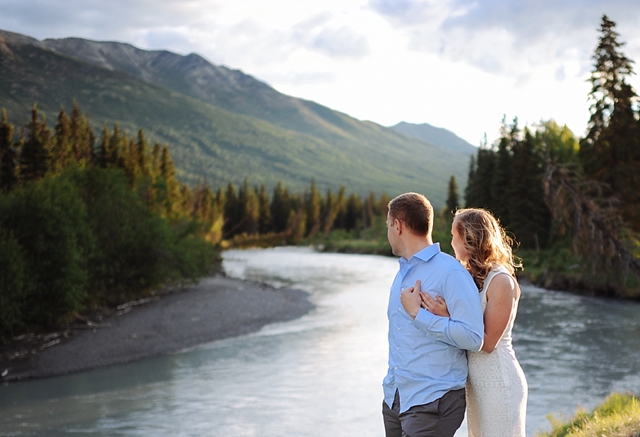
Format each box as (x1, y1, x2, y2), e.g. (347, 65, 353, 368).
(0, 229, 31, 338)
(0, 174, 93, 327)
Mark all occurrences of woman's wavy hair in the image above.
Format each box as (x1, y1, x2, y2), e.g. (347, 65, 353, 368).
(453, 208, 522, 290)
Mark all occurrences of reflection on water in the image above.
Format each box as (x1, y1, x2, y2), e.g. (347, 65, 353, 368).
(1, 247, 639, 436)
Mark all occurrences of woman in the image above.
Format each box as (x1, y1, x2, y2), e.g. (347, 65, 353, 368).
(423, 208, 527, 437)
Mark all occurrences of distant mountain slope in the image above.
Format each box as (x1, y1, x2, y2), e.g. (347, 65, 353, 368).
(390, 122, 477, 155)
(0, 29, 470, 205)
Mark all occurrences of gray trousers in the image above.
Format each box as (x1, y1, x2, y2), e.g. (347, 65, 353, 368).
(382, 389, 466, 437)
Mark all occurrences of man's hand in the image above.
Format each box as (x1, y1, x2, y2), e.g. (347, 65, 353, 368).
(400, 279, 422, 319)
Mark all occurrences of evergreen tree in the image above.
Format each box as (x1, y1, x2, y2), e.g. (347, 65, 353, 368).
(0, 110, 18, 192)
(343, 193, 363, 231)
(69, 102, 94, 164)
(135, 130, 150, 178)
(305, 179, 321, 237)
(51, 108, 72, 173)
(19, 106, 52, 183)
(96, 125, 112, 169)
(223, 182, 240, 237)
(490, 118, 518, 226)
(445, 175, 459, 217)
(468, 145, 495, 209)
(464, 155, 476, 207)
(238, 179, 259, 234)
(158, 145, 180, 217)
(507, 130, 550, 249)
(321, 186, 346, 234)
(270, 181, 290, 233)
(580, 14, 640, 230)
(257, 183, 271, 234)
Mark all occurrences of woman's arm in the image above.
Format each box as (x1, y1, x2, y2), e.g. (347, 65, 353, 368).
(481, 274, 519, 353)
(421, 273, 520, 353)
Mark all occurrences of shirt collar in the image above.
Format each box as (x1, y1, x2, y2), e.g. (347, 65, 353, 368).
(399, 243, 441, 265)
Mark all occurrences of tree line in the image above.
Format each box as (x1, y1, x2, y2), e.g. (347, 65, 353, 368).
(0, 103, 391, 338)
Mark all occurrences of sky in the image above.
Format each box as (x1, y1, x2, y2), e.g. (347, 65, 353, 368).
(1, 0, 640, 146)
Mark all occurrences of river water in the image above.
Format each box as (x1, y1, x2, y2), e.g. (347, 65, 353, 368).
(1, 247, 640, 436)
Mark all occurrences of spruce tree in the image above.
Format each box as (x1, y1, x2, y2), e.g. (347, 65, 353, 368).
(580, 14, 640, 230)
(19, 106, 51, 183)
(51, 108, 72, 173)
(270, 181, 290, 233)
(257, 183, 271, 234)
(464, 155, 476, 207)
(445, 176, 459, 217)
(305, 179, 321, 236)
(507, 130, 550, 249)
(0, 110, 18, 192)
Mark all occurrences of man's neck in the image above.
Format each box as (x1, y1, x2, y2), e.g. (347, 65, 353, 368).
(401, 237, 433, 260)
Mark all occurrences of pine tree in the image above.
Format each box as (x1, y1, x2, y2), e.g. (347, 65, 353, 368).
(464, 155, 476, 207)
(445, 176, 459, 217)
(257, 183, 271, 234)
(305, 179, 321, 237)
(69, 102, 94, 164)
(507, 130, 550, 249)
(469, 145, 495, 210)
(51, 108, 72, 173)
(223, 182, 240, 237)
(580, 14, 640, 230)
(19, 106, 51, 183)
(321, 186, 346, 234)
(96, 125, 112, 168)
(0, 110, 18, 192)
(490, 118, 518, 226)
(270, 181, 290, 233)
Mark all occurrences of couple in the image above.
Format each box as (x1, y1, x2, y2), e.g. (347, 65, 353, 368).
(382, 192, 527, 437)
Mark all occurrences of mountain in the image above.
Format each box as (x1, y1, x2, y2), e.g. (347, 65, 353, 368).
(0, 29, 471, 206)
(390, 122, 477, 155)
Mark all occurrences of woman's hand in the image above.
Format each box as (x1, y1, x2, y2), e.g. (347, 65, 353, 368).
(421, 292, 450, 318)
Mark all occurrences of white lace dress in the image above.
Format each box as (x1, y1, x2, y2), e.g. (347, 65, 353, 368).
(466, 266, 528, 437)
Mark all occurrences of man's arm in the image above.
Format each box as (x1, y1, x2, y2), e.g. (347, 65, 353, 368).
(410, 271, 484, 352)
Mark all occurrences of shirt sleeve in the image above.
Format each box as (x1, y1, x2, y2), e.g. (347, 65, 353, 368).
(412, 270, 484, 352)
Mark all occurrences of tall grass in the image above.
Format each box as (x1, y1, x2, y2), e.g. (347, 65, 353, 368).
(538, 392, 640, 437)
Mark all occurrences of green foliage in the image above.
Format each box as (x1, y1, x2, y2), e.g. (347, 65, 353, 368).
(580, 15, 640, 232)
(0, 228, 31, 338)
(0, 172, 93, 327)
(539, 392, 640, 437)
(466, 120, 552, 250)
(445, 175, 459, 219)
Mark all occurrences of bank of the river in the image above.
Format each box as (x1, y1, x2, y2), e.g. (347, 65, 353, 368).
(0, 274, 314, 383)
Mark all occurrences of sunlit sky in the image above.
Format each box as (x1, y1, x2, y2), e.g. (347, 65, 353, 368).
(2, 0, 640, 145)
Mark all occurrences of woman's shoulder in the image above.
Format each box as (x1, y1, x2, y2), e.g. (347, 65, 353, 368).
(485, 265, 519, 298)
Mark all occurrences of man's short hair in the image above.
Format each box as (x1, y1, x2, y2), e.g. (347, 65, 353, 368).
(388, 192, 433, 237)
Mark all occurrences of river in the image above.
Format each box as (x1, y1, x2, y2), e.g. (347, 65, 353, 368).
(1, 247, 640, 436)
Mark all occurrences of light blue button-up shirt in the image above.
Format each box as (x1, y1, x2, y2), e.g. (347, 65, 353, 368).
(383, 243, 484, 413)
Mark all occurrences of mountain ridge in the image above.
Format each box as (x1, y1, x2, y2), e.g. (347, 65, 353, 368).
(0, 29, 470, 206)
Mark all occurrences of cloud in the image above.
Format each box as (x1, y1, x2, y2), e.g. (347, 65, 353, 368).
(368, 0, 640, 81)
(291, 14, 370, 60)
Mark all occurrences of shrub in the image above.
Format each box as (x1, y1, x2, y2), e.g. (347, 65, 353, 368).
(0, 174, 93, 327)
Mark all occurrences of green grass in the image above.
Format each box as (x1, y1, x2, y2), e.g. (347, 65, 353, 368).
(538, 392, 640, 437)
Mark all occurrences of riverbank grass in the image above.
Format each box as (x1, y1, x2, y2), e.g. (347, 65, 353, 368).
(539, 392, 640, 437)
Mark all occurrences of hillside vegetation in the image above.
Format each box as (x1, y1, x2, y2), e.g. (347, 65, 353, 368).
(0, 29, 470, 206)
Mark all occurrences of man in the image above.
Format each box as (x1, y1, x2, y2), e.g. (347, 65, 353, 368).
(382, 192, 484, 437)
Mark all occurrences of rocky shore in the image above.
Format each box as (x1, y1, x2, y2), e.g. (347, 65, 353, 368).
(0, 275, 314, 382)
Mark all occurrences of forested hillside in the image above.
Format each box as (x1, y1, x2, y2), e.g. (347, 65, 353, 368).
(0, 29, 470, 206)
